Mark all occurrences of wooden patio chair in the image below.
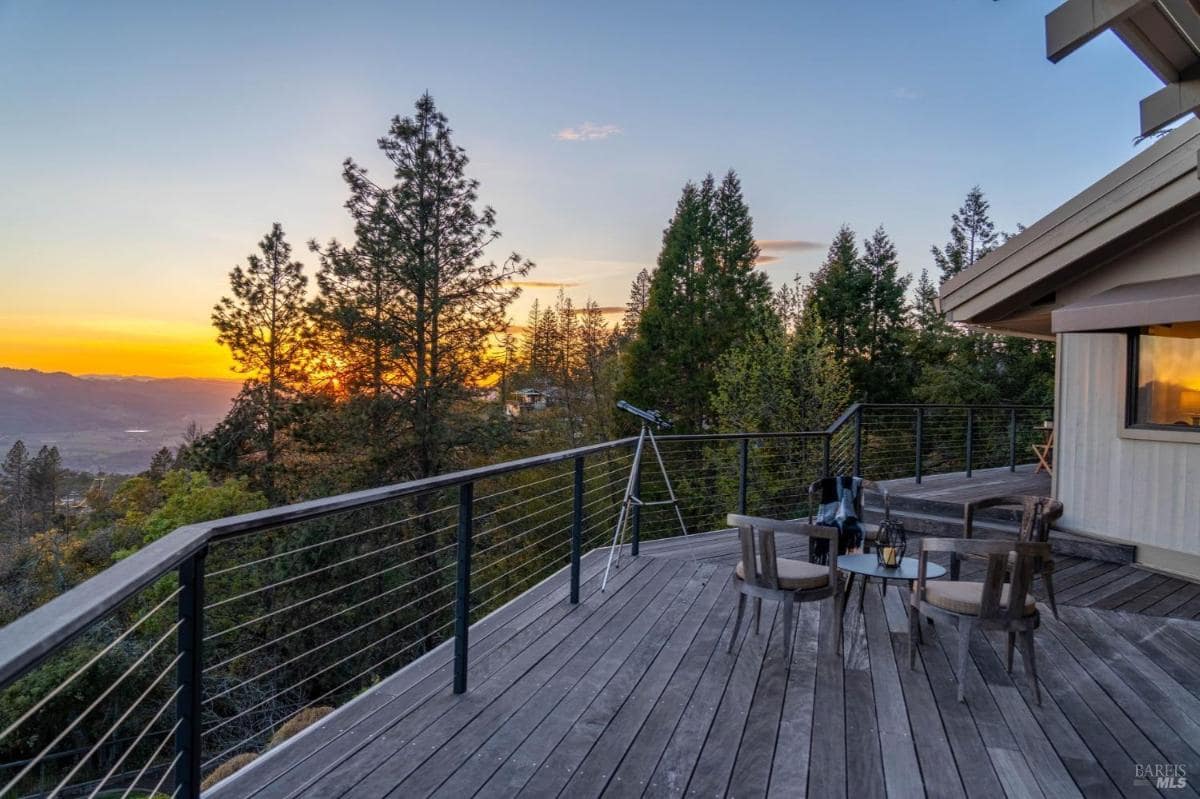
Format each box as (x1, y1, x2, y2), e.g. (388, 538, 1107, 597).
(956, 495, 1064, 618)
(910, 538, 1049, 704)
(805, 477, 882, 553)
(727, 514, 844, 656)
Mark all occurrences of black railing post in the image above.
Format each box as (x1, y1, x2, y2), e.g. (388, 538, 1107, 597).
(631, 465, 641, 557)
(821, 434, 831, 477)
(965, 408, 974, 478)
(570, 457, 584, 604)
(738, 438, 749, 515)
(853, 406, 864, 477)
(453, 482, 473, 694)
(1009, 408, 1018, 472)
(915, 407, 924, 484)
(175, 548, 206, 799)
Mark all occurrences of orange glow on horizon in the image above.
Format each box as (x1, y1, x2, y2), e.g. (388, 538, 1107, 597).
(0, 314, 238, 379)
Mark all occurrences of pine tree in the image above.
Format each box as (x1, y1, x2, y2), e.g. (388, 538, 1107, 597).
(917, 187, 1053, 405)
(212, 223, 310, 497)
(620, 269, 652, 340)
(497, 331, 519, 405)
(27, 445, 63, 527)
(316, 93, 532, 482)
(147, 447, 176, 481)
(857, 226, 913, 401)
(579, 300, 616, 437)
(932, 186, 998, 282)
(619, 171, 772, 431)
(1, 441, 29, 537)
(804, 225, 869, 367)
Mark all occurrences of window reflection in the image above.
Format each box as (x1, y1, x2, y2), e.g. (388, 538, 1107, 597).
(1134, 322, 1200, 428)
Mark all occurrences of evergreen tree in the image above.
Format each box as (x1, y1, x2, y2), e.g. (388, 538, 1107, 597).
(212, 223, 310, 498)
(857, 226, 913, 401)
(579, 300, 617, 438)
(620, 268, 651, 340)
(804, 225, 868, 366)
(619, 171, 772, 431)
(147, 447, 176, 481)
(917, 188, 1053, 405)
(316, 93, 532, 483)
(931, 185, 998, 282)
(1, 441, 29, 537)
(27, 445, 63, 527)
(497, 331, 519, 405)
(773, 274, 806, 334)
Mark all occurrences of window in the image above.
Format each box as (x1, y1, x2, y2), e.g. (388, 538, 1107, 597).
(1128, 322, 1200, 430)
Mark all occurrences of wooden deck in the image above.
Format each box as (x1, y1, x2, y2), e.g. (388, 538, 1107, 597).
(878, 465, 1052, 505)
(211, 532, 1200, 799)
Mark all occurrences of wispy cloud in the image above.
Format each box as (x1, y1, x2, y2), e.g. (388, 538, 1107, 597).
(892, 87, 921, 101)
(755, 239, 822, 265)
(508, 280, 581, 288)
(554, 122, 622, 142)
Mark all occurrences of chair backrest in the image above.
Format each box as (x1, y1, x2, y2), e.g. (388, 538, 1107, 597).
(727, 513, 837, 591)
(1017, 496, 1064, 544)
(963, 494, 1064, 544)
(917, 538, 1051, 622)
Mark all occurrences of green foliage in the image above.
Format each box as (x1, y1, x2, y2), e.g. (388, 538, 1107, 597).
(619, 171, 773, 432)
(931, 185, 998, 281)
(212, 223, 311, 499)
(712, 324, 850, 435)
(913, 187, 1053, 406)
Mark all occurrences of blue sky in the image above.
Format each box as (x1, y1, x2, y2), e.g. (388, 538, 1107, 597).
(0, 0, 1166, 376)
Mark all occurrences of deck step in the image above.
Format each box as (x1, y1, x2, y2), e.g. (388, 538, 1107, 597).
(862, 491, 1136, 565)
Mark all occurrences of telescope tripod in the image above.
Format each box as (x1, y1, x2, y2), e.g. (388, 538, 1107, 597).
(601, 422, 688, 591)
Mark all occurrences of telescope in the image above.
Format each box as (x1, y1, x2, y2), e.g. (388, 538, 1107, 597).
(616, 400, 672, 430)
(603, 400, 687, 590)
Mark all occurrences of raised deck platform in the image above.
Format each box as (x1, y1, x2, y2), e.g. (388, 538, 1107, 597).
(212, 532, 1200, 798)
(869, 466, 1137, 565)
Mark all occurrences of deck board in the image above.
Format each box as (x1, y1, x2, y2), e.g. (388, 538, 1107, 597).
(212, 534, 1200, 799)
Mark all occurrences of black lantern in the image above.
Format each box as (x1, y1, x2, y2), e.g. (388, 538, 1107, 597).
(875, 494, 907, 569)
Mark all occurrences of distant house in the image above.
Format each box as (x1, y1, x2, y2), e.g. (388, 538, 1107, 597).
(505, 387, 552, 418)
(940, 0, 1200, 579)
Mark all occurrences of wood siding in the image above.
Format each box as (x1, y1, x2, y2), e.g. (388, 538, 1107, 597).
(1057, 331, 1200, 562)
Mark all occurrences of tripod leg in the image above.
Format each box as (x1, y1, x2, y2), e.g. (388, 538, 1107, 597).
(647, 429, 689, 537)
(602, 428, 646, 592)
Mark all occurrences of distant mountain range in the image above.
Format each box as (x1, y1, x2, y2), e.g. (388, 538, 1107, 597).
(0, 368, 239, 473)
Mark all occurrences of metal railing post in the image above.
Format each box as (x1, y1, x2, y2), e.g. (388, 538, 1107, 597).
(175, 548, 206, 799)
(1009, 408, 1018, 472)
(821, 434, 831, 477)
(453, 482, 473, 694)
(915, 407, 924, 484)
(965, 408, 974, 478)
(738, 438, 749, 514)
(631, 465, 641, 557)
(853, 406, 864, 477)
(570, 457, 583, 604)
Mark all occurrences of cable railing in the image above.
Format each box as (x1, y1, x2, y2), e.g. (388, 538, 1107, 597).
(0, 402, 1048, 797)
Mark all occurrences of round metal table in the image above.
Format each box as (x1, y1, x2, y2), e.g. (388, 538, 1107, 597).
(837, 553, 946, 617)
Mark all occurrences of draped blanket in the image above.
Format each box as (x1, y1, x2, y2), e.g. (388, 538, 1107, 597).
(809, 476, 864, 564)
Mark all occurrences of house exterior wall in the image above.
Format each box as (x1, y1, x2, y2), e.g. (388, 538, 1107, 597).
(1055, 221, 1200, 578)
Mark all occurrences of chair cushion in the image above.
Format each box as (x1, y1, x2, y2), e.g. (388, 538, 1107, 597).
(736, 557, 829, 590)
(914, 581, 1036, 616)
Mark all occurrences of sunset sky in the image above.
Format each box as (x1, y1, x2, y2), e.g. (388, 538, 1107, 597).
(0, 1, 1164, 379)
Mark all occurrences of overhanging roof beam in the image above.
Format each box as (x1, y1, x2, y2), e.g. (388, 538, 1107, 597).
(1046, 0, 1153, 62)
(1140, 76, 1200, 135)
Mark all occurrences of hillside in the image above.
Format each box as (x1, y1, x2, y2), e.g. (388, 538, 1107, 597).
(0, 368, 239, 473)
